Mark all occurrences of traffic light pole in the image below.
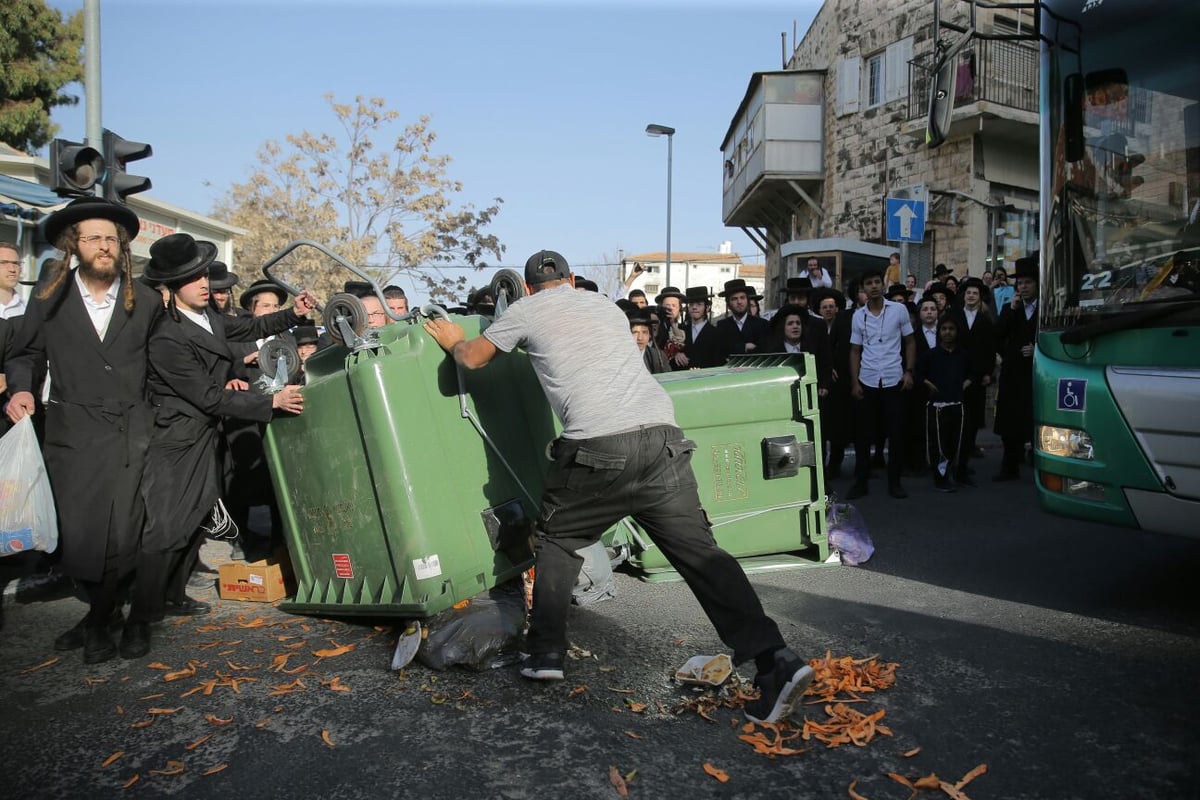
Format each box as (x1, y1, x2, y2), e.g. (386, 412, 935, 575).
(84, 0, 102, 173)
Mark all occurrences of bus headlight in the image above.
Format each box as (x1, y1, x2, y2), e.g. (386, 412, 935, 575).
(1037, 425, 1095, 460)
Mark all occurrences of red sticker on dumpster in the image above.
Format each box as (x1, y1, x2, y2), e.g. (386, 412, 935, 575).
(331, 554, 354, 579)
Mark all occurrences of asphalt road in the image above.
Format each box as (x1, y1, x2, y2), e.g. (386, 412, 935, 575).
(3, 442, 1199, 799)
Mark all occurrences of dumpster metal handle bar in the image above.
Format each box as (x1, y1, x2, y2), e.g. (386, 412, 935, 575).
(261, 238, 425, 325)
(453, 365, 540, 512)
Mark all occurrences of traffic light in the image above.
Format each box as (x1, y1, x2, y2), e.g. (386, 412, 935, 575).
(1113, 151, 1146, 198)
(48, 138, 104, 197)
(101, 129, 152, 203)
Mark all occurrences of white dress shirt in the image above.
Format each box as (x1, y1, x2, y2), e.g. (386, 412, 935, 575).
(850, 300, 914, 388)
(75, 271, 119, 339)
(179, 307, 214, 335)
(0, 292, 26, 320)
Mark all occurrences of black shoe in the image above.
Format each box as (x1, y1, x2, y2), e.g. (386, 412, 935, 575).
(845, 481, 869, 500)
(83, 627, 117, 664)
(934, 476, 956, 493)
(119, 622, 151, 659)
(520, 652, 565, 681)
(163, 596, 211, 617)
(54, 608, 123, 651)
(955, 473, 977, 488)
(744, 648, 815, 724)
(992, 470, 1019, 482)
(888, 484, 909, 499)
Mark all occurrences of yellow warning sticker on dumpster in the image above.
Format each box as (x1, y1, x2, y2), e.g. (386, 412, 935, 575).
(413, 555, 442, 580)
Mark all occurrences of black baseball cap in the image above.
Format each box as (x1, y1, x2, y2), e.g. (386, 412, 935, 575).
(524, 250, 570, 285)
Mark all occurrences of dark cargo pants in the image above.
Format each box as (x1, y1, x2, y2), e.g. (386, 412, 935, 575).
(524, 425, 786, 665)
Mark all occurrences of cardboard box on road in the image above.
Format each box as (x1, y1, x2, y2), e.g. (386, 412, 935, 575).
(219, 560, 287, 603)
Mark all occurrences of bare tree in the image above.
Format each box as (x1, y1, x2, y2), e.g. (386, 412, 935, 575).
(213, 94, 503, 307)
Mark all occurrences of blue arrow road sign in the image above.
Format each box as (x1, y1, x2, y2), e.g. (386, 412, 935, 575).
(886, 198, 926, 243)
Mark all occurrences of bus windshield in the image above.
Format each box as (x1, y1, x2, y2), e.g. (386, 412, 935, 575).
(1042, 1, 1200, 331)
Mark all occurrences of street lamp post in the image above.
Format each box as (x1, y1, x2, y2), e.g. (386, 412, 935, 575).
(645, 124, 675, 289)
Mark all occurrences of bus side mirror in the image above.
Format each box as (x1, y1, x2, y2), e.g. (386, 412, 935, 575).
(926, 49, 959, 149)
(1064, 73, 1085, 162)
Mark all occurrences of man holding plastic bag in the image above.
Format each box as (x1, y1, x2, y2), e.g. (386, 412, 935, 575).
(4, 197, 162, 664)
(0, 417, 57, 556)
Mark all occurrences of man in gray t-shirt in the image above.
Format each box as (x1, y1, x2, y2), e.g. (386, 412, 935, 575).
(424, 249, 815, 725)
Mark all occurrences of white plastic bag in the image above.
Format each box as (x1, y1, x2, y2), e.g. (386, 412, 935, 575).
(0, 416, 58, 556)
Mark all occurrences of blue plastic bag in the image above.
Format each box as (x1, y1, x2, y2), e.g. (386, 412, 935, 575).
(826, 500, 874, 565)
(0, 416, 58, 556)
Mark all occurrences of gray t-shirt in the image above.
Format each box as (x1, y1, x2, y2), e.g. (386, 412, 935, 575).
(482, 283, 677, 439)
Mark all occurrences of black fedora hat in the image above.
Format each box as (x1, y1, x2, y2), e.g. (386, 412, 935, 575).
(684, 286, 712, 303)
(207, 261, 240, 290)
(343, 280, 374, 298)
(886, 282, 910, 299)
(926, 281, 949, 298)
(43, 196, 140, 244)
(933, 263, 953, 277)
(719, 278, 753, 298)
(654, 286, 686, 304)
(240, 278, 288, 311)
(784, 276, 814, 295)
(293, 325, 319, 347)
(142, 233, 218, 285)
(959, 276, 987, 293)
(810, 287, 846, 312)
(1013, 254, 1039, 281)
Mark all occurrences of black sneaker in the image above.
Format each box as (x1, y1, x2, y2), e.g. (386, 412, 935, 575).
(934, 476, 956, 493)
(744, 649, 815, 724)
(520, 652, 565, 681)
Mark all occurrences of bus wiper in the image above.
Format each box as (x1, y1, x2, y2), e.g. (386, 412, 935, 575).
(1060, 297, 1200, 344)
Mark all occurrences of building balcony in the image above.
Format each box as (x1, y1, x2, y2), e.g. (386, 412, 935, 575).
(721, 71, 825, 232)
(904, 37, 1039, 145)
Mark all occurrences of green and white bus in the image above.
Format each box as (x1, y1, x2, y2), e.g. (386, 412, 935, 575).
(928, 0, 1199, 535)
(1034, 0, 1199, 536)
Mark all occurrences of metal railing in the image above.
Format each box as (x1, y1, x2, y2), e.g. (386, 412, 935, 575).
(907, 37, 1038, 121)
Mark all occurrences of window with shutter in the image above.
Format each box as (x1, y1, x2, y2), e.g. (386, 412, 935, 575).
(884, 37, 914, 103)
(837, 56, 861, 116)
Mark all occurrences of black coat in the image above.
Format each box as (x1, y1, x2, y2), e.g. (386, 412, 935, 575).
(5, 274, 163, 581)
(764, 318, 833, 390)
(717, 314, 771, 353)
(140, 307, 303, 553)
(681, 320, 740, 369)
(993, 302, 1038, 439)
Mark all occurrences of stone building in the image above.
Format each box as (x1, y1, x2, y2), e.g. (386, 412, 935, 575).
(722, 0, 1040, 303)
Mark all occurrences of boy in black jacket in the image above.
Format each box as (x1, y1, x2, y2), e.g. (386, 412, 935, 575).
(915, 315, 976, 492)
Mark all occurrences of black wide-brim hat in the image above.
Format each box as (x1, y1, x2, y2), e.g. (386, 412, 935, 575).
(293, 325, 319, 347)
(1013, 254, 1040, 281)
(959, 276, 987, 293)
(719, 278, 752, 298)
(142, 233, 218, 285)
(240, 278, 288, 310)
(926, 281, 949, 297)
(43, 196, 140, 244)
(654, 286, 686, 304)
(886, 283, 910, 298)
(810, 287, 846, 311)
(208, 261, 240, 290)
(684, 286, 712, 303)
(784, 277, 814, 294)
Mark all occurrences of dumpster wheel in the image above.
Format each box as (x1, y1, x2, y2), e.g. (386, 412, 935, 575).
(490, 268, 527, 306)
(258, 338, 300, 379)
(324, 292, 368, 345)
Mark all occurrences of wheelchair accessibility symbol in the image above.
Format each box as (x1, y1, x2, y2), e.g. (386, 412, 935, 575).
(1057, 378, 1087, 412)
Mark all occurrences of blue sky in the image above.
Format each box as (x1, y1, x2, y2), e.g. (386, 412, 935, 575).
(48, 0, 821, 299)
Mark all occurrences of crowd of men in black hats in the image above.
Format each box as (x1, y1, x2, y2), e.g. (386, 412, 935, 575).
(606, 255, 1040, 501)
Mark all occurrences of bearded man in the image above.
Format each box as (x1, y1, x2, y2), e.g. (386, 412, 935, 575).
(5, 196, 162, 664)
